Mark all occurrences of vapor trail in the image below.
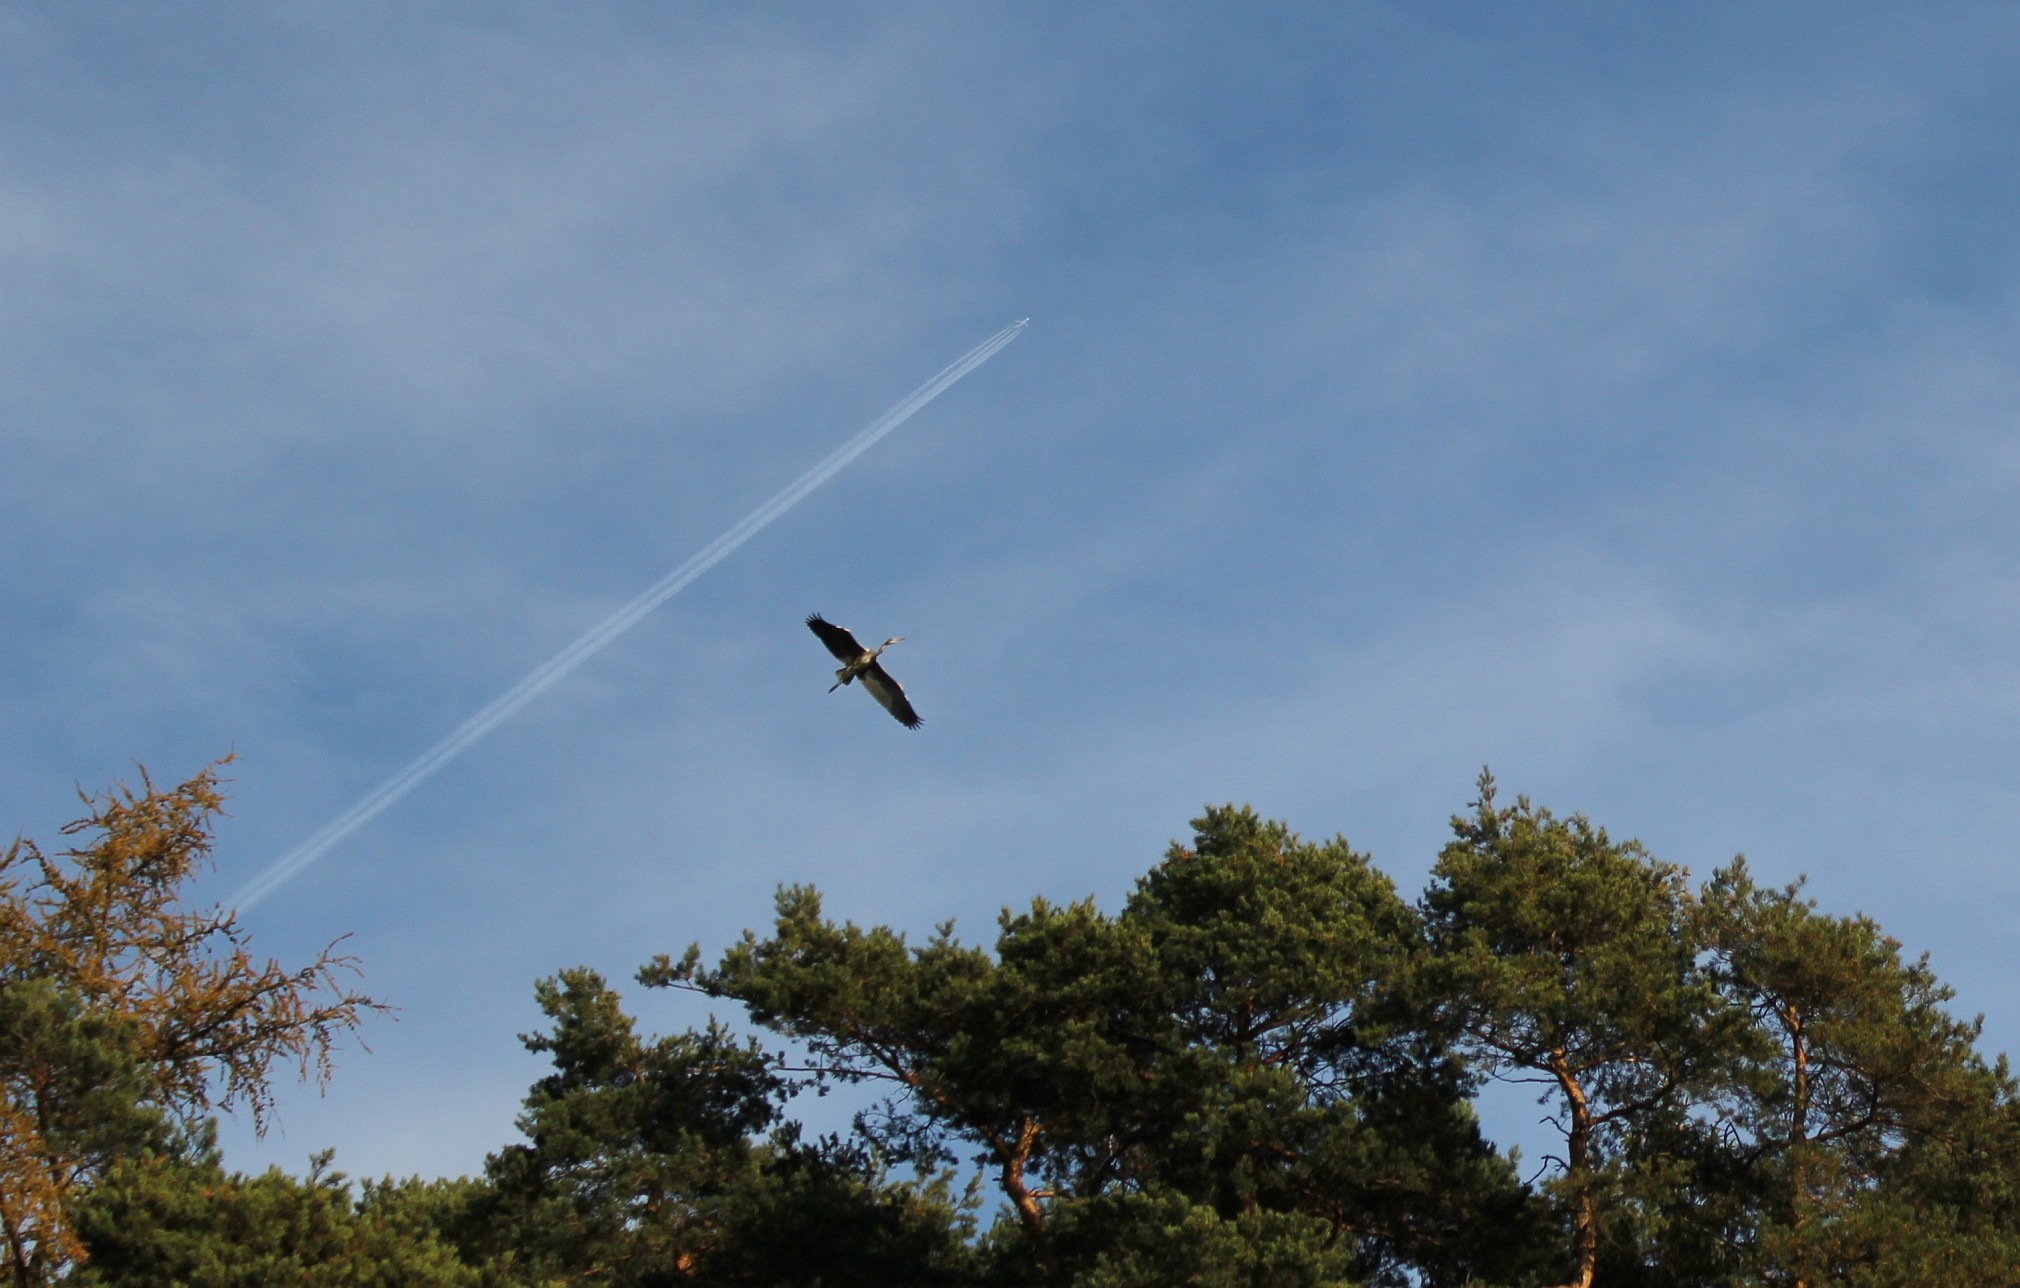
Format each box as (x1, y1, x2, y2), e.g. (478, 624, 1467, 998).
(232, 318, 1028, 912)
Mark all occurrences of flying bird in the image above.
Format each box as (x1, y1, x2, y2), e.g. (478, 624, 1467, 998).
(806, 613, 922, 729)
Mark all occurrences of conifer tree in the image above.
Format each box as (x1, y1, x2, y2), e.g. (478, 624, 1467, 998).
(1420, 775, 1728, 1288)
(470, 967, 975, 1286)
(1694, 859, 2020, 1284)
(657, 804, 1552, 1286)
(20, 765, 2019, 1286)
(70, 1144, 486, 1288)
(0, 762, 382, 1285)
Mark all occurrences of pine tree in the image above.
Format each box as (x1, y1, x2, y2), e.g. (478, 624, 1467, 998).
(1694, 858, 2020, 1284)
(656, 804, 1551, 1286)
(1419, 775, 1729, 1288)
(69, 1142, 487, 1288)
(470, 967, 976, 1286)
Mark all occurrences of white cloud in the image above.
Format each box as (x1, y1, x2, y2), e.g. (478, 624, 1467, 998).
(9, 5, 2020, 1186)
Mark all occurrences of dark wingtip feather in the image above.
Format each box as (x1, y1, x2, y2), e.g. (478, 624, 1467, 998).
(806, 613, 865, 662)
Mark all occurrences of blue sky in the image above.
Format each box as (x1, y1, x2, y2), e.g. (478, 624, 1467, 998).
(6, 4, 2020, 1180)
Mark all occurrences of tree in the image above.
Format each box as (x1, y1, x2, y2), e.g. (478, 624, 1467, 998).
(18, 765, 2018, 1286)
(1419, 775, 1729, 1288)
(0, 762, 383, 1285)
(469, 967, 976, 1286)
(69, 1140, 487, 1288)
(1694, 858, 2020, 1284)
(656, 804, 1551, 1286)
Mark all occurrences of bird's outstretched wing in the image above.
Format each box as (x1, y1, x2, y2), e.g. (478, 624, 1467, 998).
(806, 613, 864, 662)
(860, 661, 922, 729)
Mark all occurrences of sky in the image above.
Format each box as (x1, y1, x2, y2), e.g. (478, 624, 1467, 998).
(5, 3, 2020, 1182)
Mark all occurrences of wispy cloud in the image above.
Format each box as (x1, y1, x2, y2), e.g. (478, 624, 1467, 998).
(10, 6, 2020, 1185)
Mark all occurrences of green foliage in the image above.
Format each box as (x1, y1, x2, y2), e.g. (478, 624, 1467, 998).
(16, 767, 2020, 1286)
(70, 1144, 486, 1288)
(1692, 858, 2020, 1283)
(1420, 774, 2020, 1286)
(469, 967, 977, 1286)
(657, 803, 1553, 1287)
(1421, 774, 1728, 1287)
(0, 977, 172, 1171)
(1050, 1194, 1359, 1288)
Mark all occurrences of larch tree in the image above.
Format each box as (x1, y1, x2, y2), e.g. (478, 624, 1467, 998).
(0, 761, 383, 1286)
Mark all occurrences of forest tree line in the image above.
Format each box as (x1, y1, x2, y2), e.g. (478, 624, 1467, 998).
(3, 761, 2016, 1287)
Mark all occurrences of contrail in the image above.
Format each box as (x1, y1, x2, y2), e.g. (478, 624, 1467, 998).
(232, 318, 1028, 912)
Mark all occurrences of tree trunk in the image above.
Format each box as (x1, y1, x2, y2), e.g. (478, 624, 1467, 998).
(998, 1116, 1056, 1280)
(1549, 1049, 1599, 1288)
(1785, 1004, 1811, 1288)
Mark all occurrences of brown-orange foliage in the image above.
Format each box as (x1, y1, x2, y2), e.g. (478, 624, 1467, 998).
(0, 759, 385, 1284)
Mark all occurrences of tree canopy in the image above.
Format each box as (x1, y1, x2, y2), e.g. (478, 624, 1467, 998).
(6, 764, 2016, 1286)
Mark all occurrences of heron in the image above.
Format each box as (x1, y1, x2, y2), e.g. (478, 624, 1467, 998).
(806, 613, 922, 729)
